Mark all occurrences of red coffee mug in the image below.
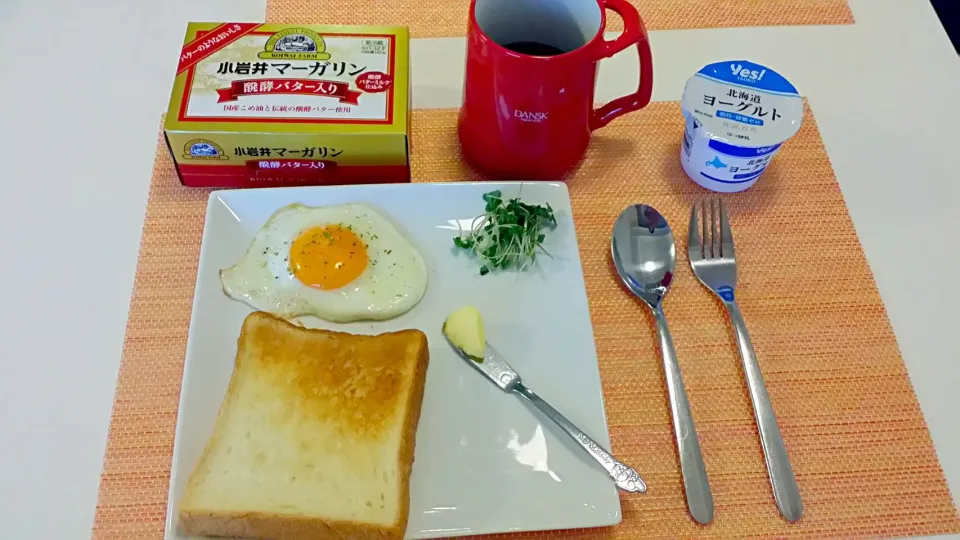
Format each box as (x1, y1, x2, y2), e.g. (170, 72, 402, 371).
(458, 0, 653, 179)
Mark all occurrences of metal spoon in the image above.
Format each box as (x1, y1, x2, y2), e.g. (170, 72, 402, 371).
(611, 204, 714, 525)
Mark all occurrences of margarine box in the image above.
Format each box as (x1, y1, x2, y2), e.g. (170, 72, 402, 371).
(164, 23, 410, 187)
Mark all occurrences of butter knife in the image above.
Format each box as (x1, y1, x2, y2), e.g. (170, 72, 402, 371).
(446, 336, 647, 493)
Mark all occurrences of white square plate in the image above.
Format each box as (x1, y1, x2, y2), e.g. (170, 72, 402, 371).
(164, 182, 621, 539)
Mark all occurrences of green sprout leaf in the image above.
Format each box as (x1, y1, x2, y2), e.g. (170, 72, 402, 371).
(452, 190, 557, 275)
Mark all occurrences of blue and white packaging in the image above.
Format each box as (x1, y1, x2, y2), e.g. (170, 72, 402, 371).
(680, 61, 803, 193)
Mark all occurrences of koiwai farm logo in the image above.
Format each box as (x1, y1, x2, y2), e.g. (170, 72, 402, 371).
(183, 139, 228, 160)
(258, 28, 331, 61)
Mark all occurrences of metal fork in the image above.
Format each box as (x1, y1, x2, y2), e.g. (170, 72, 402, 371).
(688, 199, 803, 523)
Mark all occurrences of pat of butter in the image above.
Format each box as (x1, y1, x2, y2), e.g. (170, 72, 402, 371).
(442, 306, 485, 360)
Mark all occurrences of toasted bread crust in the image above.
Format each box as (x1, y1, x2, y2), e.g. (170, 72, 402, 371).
(395, 322, 429, 539)
(180, 511, 406, 540)
(178, 311, 430, 540)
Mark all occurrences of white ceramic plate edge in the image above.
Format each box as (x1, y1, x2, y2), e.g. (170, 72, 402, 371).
(163, 183, 623, 539)
(164, 192, 223, 538)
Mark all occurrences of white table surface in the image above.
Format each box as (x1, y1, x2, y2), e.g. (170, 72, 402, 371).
(0, 0, 957, 538)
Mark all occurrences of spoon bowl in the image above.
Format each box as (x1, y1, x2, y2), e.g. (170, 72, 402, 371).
(611, 204, 676, 307)
(610, 204, 715, 525)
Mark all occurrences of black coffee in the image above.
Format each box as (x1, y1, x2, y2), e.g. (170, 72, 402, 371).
(503, 41, 566, 56)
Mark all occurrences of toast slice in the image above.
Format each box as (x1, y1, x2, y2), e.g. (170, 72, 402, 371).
(178, 311, 429, 540)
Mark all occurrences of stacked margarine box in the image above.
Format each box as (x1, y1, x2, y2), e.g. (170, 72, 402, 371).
(165, 22, 410, 187)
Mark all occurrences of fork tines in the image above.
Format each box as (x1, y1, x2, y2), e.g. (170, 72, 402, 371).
(688, 198, 734, 261)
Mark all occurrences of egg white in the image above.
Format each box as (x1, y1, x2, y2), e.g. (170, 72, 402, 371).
(220, 203, 428, 322)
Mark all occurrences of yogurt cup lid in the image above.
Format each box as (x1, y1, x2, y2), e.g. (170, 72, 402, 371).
(681, 60, 803, 148)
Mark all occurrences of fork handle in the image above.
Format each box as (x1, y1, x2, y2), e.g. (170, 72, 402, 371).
(726, 301, 803, 522)
(653, 307, 714, 524)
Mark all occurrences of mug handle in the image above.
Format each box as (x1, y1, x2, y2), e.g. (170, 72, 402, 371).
(589, 0, 654, 130)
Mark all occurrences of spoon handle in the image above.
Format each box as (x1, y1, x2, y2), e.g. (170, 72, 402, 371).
(653, 307, 714, 524)
(726, 301, 803, 522)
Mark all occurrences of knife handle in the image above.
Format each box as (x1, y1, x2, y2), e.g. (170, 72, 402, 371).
(513, 382, 646, 493)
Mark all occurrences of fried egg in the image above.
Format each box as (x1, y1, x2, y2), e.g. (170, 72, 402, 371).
(220, 203, 428, 322)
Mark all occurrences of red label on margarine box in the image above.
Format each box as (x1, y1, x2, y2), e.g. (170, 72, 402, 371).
(164, 23, 410, 188)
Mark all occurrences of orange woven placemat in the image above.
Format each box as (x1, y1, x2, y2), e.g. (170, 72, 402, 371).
(92, 104, 959, 539)
(267, 0, 852, 37)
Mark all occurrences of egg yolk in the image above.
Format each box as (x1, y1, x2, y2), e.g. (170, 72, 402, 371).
(289, 225, 368, 290)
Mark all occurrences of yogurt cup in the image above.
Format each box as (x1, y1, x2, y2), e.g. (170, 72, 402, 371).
(680, 60, 803, 193)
